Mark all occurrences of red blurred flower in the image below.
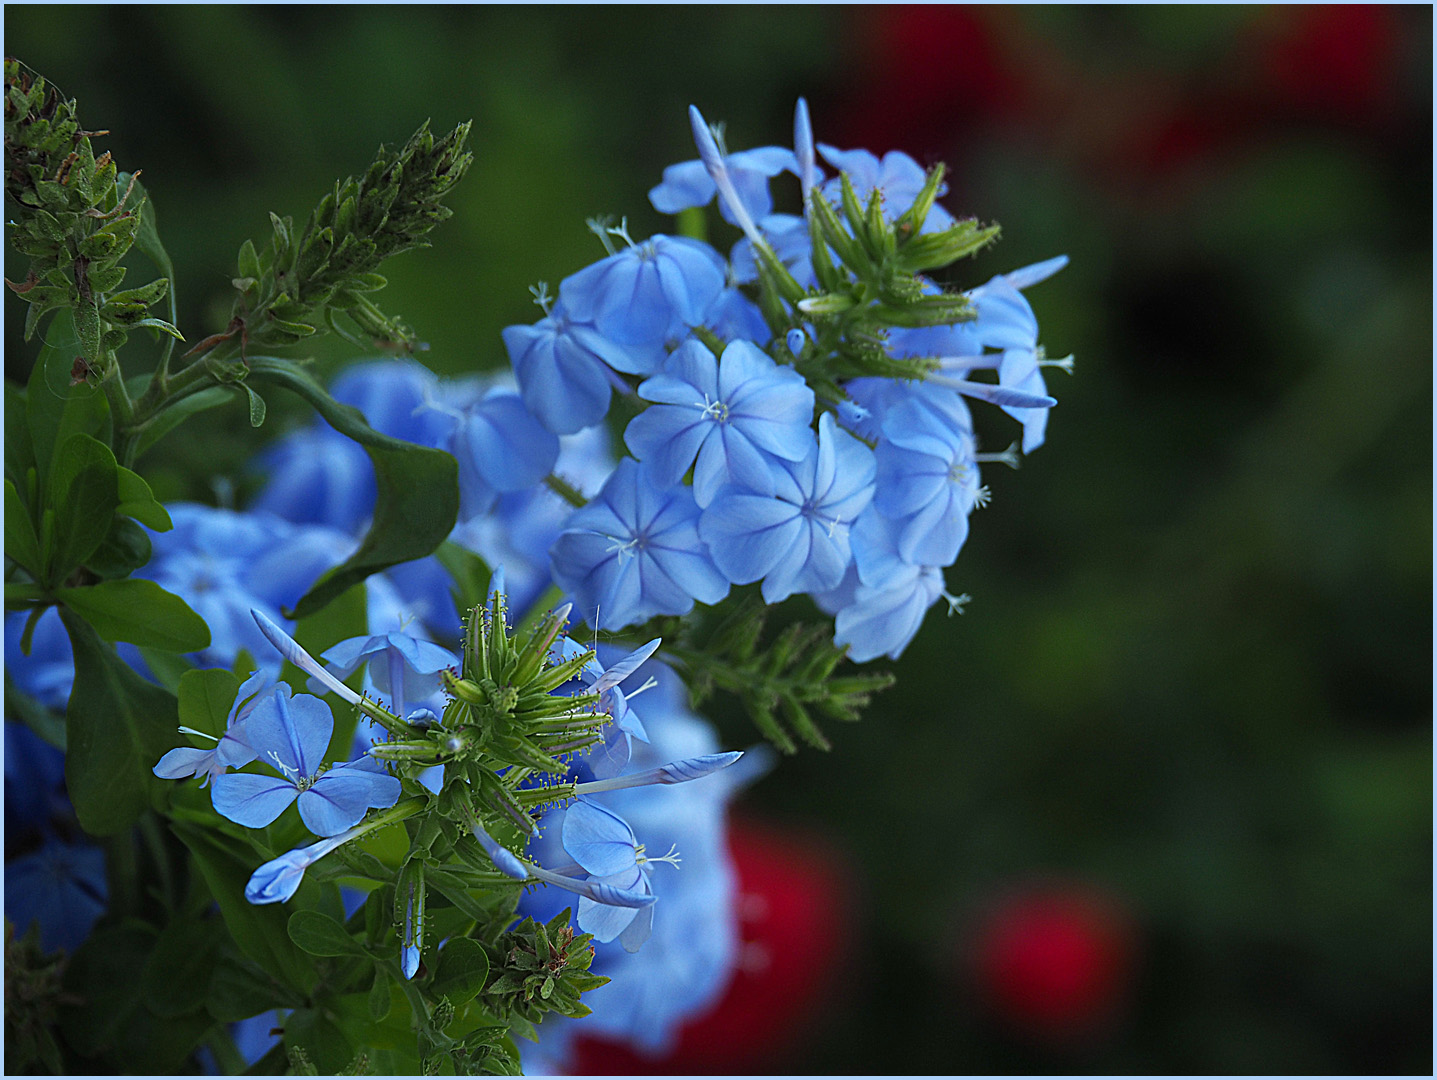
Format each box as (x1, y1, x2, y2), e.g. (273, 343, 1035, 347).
(968, 882, 1136, 1041)
(570, 815, 852, 1074)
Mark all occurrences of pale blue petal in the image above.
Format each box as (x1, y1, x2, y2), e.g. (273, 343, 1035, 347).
(211, 773, 298, 829)
(562, 799, 640, 876)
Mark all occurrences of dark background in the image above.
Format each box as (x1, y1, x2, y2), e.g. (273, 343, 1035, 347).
(6, 6, 1431, 1074)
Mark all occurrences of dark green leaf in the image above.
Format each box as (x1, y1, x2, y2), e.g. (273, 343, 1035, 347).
(179, 666, 241, 739)
(5, 381, 34, 490)
(368, 965, 392, 1021)
(60, 607, 176, 833)
(286, 909, 366, 957)
(435, 540, 492, 619)
(84, 514, 152, 579)
(59, 923, 158, 1056)
(133, 385, 232, 459)
(246, 356, 459, 619)
(430, 936, 490, 1005)
(172, 820, 319, 995)
(5, 478, 42, 574)
(58, 578, 210, 650)
(45, 432, 119, 583)
(206, 955, 294, 1022)
(141, 917, 219, 1018)
(136, 645, 194, 694)
(116, 464, 172, 529)
(26, 309, 111, 490)
(283, 1008, 352, 1075)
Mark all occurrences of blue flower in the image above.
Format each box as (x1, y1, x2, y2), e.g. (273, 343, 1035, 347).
(558, 233, 726, 349)
(320, 629, 457, 724)
(625, 339, 815, 507)
(700, 412, 876, 603)
(503, 303, 632, 434)
(560, 798, 663, 952)
(329, 359, 454, 448)
(251, 425, 376, 533)
(826, 509, 959, 662)
(152, 669, 271, 786)
(5, 837, 107, 953)
(550, 458, 730, 631)
(550, 636, 661, 778)
(697, 284, 771, 347)
(210, 689, 400, 837)
(871, 401, 982, 567)
(444, 388, 560, 519)
(244, 822, 371, 904)
(649, 145, 798, 228)
(818, 144, 954, 231)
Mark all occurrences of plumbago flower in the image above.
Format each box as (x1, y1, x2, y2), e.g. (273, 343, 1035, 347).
(624, 338, 816, 507)
(551, 457, 730, 630)
(152, 669, 272, 786)
(700, 412, 877, 604)
(319, 628, 458, 724)
(208, 688, 400, 837)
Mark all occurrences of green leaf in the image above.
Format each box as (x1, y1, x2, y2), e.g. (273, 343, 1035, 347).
(5, 381, 35, 490)
(283, 1008, 352, 1075)
(136, 645, 193, 695)
(241, 382, 267, 427)
(27, 309, 111, 488)
(430, 936, 490, 1005)
(172, 820, 319, 995)
(206, 955, 294, 1022)
(178, 666, 241, 739)
(286, 909, 367, 957)
(83, 514, 152, 579)
(59, 924, 158, 1057)
(5, 478, 43, 575)
(245, 356, 459, 619)
(132, 385, 232, 459)
(140, 918, 219, 1018)
(45, 432, 120, 583)
(435, 540, 492, 619)
(5, 670, 66, 749)
(59, 606, 177, 833)
(368, 965, 392, 1021)
(58, 578, 210, 651)
(116, 464, 172, 530)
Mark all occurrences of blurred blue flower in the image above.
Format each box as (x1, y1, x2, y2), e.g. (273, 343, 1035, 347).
(559, 233, 726, 349)
(445, 388, 560, 520)
(210, 690, 399, 836)
(700, 412, 875, 603)
(550, 458, 729, 630)
(4, 607, 75, 711)
(625, 339, 815, 507)
(4, 721, 67, 835)
(5, 837, 107, 953)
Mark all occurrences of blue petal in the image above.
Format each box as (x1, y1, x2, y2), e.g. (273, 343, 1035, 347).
(211, 773, 298, 829)
(562, 799, 640, 876)
(299, 764, 400, 837)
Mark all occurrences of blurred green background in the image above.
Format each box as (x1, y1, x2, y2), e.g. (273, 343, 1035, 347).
(6, 5, 1431, 1074)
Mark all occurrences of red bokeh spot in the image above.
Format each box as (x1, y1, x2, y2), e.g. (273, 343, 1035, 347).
(570, 815, 852, 1074)
(969, 883, 1136, 1040)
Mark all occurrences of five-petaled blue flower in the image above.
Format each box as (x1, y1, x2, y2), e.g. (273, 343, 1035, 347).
(321, 629, 458, 724)
(562, 798, 668, 953)
(700, 412, 876, 603)
(550, 458, 729, 630)
(152, 669, 271, 786)
(210, 689, 400, 837)
(625, 339, 815, 507)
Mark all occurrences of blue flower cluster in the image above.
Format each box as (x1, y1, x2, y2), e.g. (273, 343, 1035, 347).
(499, 99, 1070, 664)
(517, 644, 764, 1066)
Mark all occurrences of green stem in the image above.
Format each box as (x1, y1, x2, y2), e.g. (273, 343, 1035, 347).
(99, 352, 136, 429)
(544, 473, 586, 509)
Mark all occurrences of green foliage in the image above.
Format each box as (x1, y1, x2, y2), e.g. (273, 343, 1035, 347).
(665, 593, 895, 752)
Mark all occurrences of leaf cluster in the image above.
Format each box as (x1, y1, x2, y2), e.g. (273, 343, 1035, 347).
(3, 59, 179, 364)
(669, 593, 895, 752)
(227, 120, 473, 355)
